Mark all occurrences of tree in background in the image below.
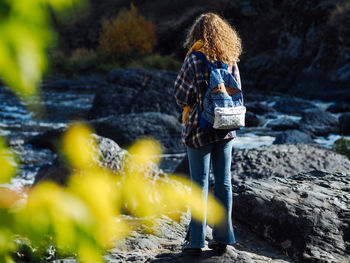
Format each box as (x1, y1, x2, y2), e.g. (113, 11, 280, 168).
(99, 3, 156, 59)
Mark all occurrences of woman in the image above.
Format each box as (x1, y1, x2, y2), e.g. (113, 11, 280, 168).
(174, 13, 242, 255)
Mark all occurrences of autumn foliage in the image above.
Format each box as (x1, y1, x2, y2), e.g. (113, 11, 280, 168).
(99, 4, 156, 59)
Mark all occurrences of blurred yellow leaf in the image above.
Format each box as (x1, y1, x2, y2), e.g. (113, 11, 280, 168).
(68, 170, 129, 245)
(46, 0, 83, 11)
(168, 176, 225, 225)
(78, 240, 104, 263)
(128, 137, 162, 166)
(16, 182, 94, 248)
(62, 124, 97, 169)
(122, 173, 157, 218)
(0, 188, 20, 208)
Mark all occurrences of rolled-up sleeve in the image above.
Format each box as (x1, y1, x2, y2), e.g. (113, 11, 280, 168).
(174, 56, 197, 108)
(233, 62, 242, 90)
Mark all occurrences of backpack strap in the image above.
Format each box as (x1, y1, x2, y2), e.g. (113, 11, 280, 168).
(220, 62, 229, 70)
(191, 51, 229, 70)
(190, 51, 217, 70)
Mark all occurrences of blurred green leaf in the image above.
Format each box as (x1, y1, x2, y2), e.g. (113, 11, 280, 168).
(0, 0, 85, 99)
(0, 2, 225, 262)
(0, 137, 17, 184)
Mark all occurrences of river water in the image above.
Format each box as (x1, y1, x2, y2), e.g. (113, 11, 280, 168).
(0, 84, 347, 191)
(0, 84, 94, 191)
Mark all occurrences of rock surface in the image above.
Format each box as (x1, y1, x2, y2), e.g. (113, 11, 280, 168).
(266, 117, 300, 131)
(53, 213, 294, 263)
(175, 143, 350, 180)
(327, 102, 350, 114)
(272, 98, 317, 115)
(34, 157, 71, 185)
(103, 213, 293, 263)
(89, 69, 180, 120)
(27, 127, 66, 152)
(47, 137, 294, 263)
(245, 111, 260, 127)
(339, 113, 350, 135)
(35, 135, 350, 263)
(90, 112, 183, 153)
(233, 170, 350, 263)
(246, 101, 276, 115)
(230, 144, 350, 179)
(273, 130, 313, 145)
(34, 134, 166, 185)
(299, 109, 340, 137)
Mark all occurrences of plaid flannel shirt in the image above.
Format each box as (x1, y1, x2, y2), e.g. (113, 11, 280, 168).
(174, 53, 241, 149)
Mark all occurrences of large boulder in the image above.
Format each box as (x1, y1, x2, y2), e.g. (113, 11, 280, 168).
(327, 102, 350, 113)
(90, 112, 183, 153)
(34, 134, 165, 185)
(299, 109, 339, 137)
(245, 111, 260, 127)
(41, 75, 106, 91)
(245, 101, 276, 115)
(27, 127, 66, 152)
(34, 157, 71, 185)
(89, 69, 180, 120)
(273, 130, 313, 144)
(272, 98, 317, 115)
(265, 117, 299, 131)
(339, 113, 350, 135)
(233, 170, 350, 263)
(174, 143, 350, 179)
(231, 144, 350, 179)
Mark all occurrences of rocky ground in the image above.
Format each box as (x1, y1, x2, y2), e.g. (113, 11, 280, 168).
(49, 136, 295, 263)
(2, 66, 349, 262)
(40, 135, 350, 263)
(175, 143, 350, 263)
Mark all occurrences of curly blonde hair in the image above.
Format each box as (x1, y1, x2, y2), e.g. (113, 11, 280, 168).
(184, 13, 242, 65)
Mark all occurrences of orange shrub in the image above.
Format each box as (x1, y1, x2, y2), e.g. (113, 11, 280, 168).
(99, 4, 156, 58)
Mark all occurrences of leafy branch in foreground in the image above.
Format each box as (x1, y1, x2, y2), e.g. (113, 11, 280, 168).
(0, 1, 222, 262)
(0, 0, 83, 99)
(1, 124, 224, 262)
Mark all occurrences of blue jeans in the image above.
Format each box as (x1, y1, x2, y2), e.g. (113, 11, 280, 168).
(186, 139, 235, 248)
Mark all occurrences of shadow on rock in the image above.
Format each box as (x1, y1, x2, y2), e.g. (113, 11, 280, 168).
(151, 247, 253, 263)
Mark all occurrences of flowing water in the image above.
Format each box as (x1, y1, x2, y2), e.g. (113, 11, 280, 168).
(0, 84, 95, 190)
(0, 84, 347, 190)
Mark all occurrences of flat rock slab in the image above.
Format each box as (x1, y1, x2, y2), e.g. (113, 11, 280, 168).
(233, 170, 350, 263)
(105, 213, 293, 263)
(231, 144, 350, 179)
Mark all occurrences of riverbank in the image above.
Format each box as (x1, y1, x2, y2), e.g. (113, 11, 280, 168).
(1, 68, 350, 262)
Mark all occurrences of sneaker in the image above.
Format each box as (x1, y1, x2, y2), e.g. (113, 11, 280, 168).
(182, 240, 202, 256)
(208, 240, 227, 252)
